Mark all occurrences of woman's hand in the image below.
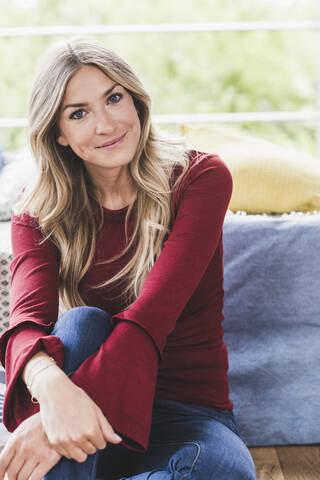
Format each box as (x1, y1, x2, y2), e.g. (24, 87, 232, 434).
(0, 412, 61, 480)
(34, 369, 122, 462)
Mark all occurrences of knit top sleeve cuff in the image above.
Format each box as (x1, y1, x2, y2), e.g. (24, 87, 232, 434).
(0, 323, 64, 432)
(70, 320, 159, 452)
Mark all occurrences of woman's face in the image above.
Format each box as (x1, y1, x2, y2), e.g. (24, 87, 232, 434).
(57, 65, 141, 175)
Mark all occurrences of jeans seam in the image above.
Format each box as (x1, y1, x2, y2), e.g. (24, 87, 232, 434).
(148, 441, 201, 479)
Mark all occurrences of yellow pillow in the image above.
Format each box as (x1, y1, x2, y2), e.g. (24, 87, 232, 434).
(180, 124, 320, 214)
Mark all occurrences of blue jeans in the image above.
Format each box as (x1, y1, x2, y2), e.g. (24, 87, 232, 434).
(43, 307, 256, 479)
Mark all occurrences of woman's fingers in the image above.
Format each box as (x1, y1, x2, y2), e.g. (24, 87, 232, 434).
(29, 456, 62, 480)
(0, 438, 26, 480)
(49, 435, 97, 461)
(0, 406, 120, 480)
(69, 421, 106, 452)
(0, 413, 62, 480)
(48, 439, 87, 463)
(85, 416, 107, 451)
(15, 448, 61, 480)
(39, 380, 121, 458)
(38, 379, 110, 457)
(96, 407, 122, 445)
(63, 445, 88, 464)
(0, 442, 15, 479)
(6, 458, 38, 480)
(0, 441, 38, 480)
(81, 439, 99, 455)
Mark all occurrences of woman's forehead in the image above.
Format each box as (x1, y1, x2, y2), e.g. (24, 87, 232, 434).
(61, 65, 118, 106)
(65, 65, 114, 94)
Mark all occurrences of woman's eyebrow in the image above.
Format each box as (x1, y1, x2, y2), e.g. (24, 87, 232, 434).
(62, 83, 120, 111)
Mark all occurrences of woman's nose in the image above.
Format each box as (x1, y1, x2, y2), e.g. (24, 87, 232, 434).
(95, 109, 115, 135)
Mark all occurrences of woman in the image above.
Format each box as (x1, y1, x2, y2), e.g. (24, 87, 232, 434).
(0, 37, 255, 479)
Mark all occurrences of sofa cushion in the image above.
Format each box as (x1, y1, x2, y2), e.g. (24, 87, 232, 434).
(180, 124, 320, 214)
(0, 365, 10, 445)
(0, 148, 37, 221)
(222, 210, 320, 445)
(0, 221, 11, 334)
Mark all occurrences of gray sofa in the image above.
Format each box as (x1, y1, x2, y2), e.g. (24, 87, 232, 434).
(222, 210, 320, 446)
(0, 210, 320, 447)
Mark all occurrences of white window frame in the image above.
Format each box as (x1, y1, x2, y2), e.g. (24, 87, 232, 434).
(0, 20, 319, 154)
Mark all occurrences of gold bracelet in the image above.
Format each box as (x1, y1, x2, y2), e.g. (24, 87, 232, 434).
(25, 356, 56, 386)
(27, 363, 57, 404)
(27, 356, 56, 389)
(26, 357, 57, 404)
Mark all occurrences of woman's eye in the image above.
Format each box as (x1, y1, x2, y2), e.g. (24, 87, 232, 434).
(107, 93, 123, 104)
(70, 109, 86, 120)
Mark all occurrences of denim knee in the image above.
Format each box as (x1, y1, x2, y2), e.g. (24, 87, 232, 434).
(52, 306, 113, 375)
(53, 306, 112, 337)
(200, 437, 256, 480)
(170, 432, 256, 480)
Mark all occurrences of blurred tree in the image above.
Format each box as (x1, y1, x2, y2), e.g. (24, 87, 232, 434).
(0, 0, 316, 155)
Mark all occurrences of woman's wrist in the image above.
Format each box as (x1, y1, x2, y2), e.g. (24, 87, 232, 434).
(22, 350, 67, 404)
(30, 365, 68, 403)
(23, 350, 55, 385)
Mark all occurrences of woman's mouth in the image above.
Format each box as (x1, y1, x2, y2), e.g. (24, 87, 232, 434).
(96, 133, 127, 150)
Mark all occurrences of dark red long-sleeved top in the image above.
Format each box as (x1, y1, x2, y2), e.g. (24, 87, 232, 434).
(0, 150, 233, 452)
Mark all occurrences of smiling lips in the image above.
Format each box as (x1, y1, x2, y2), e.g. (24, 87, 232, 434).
(96, 133, 126, 148)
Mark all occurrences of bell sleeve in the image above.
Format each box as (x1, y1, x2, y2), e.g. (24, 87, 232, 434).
(0, 213, 65, 431)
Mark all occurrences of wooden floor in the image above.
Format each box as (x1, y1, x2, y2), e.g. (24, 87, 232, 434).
(249, 445, 320, 480)
(0, 444, 319, 478)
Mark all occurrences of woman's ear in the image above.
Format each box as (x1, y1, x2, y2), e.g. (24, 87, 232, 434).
(56, 132, 69, 147)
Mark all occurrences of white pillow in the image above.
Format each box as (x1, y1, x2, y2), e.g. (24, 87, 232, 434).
(0, 148, 37, 221)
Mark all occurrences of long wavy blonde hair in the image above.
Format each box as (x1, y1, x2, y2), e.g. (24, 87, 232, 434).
(13, 36, 190, 312)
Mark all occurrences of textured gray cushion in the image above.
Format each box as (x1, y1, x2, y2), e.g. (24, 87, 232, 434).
(223, 210, 320, 446)
(0, 221, 11, 334)
(0, 365, 10, 445)
(0, 147, 37, 221)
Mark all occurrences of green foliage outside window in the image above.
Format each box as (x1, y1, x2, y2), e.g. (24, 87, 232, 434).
(0, 0, 317, 155)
